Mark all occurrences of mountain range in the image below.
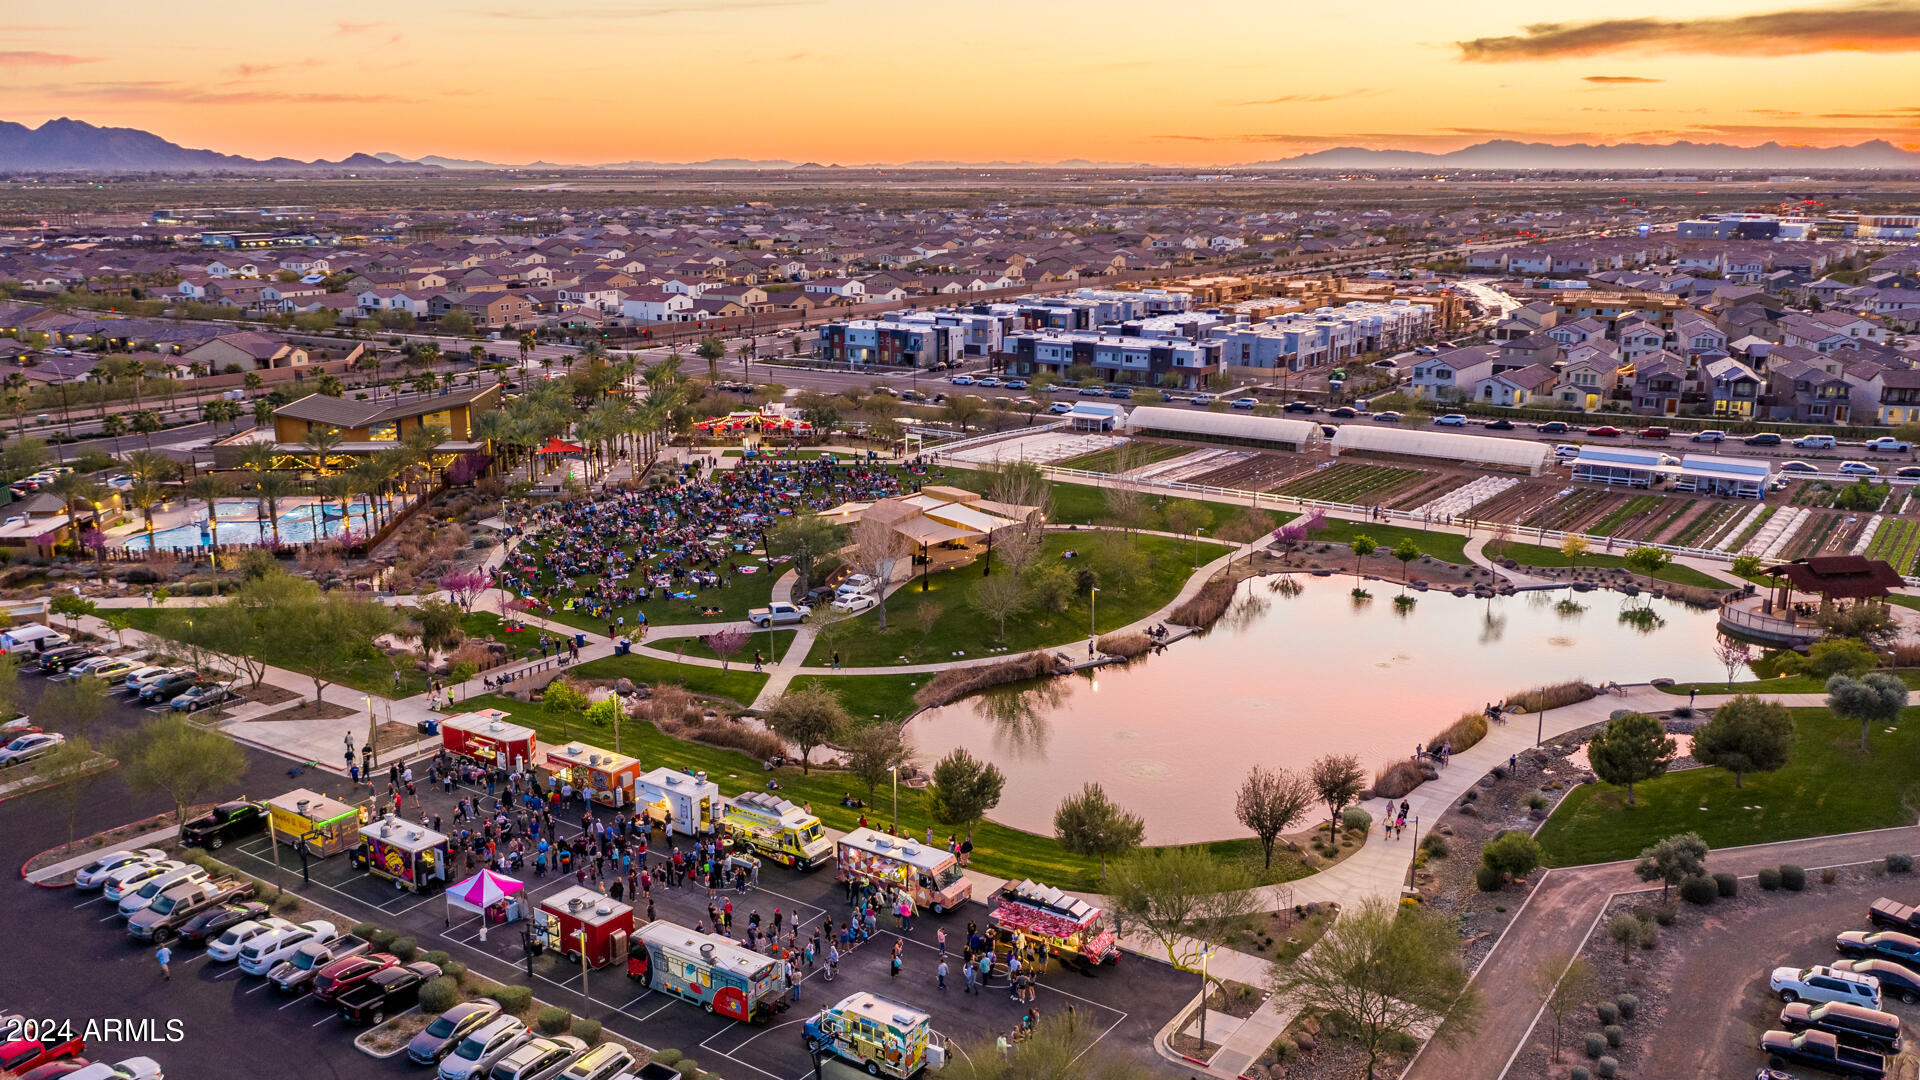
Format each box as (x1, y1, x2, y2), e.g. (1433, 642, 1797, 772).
(5, 118, 1919, 173)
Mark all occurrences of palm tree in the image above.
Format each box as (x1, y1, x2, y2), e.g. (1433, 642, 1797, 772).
(124, 448, 181, 487)
(518, 331, 537, 374)
(302, 424, 344, 475)
(126, 478, 165, 535)
(100, 413, 126, 454)
(47, 472, 104, 553)
(250, 469, 294, 545)
(184, 473, 230, 588)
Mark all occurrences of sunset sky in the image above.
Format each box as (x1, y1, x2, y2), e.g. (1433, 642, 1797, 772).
(10, 0, 1920, 164)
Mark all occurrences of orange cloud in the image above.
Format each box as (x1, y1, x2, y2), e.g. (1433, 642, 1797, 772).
(0, 50, 98, 65)
(1583, 75, 1662, 83)
(1459, 2, 1920, 61)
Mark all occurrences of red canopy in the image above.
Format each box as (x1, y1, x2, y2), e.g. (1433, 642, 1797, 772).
(537, 437, 586, 454)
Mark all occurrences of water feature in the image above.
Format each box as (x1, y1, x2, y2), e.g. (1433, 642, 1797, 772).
(906, 577, 1731, 843)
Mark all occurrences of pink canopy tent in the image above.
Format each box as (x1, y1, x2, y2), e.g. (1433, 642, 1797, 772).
(445, 868, 526, 923)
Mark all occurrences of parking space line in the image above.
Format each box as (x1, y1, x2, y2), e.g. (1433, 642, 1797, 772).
(709, 1016, 804, 1056)
(98, 912, 124, 923)
(245, 980, 275, 994)
(277, 991, 312, 1010)
(72, 895, 107, 908)
(310, 1013, 337, 1028)
(636, 998, 682, 1021)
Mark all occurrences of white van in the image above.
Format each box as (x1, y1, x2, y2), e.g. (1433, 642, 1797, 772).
(1, 625, 69, 655)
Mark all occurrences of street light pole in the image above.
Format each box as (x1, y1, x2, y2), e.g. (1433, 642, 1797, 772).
(889, 765, 899, 835)
(1088, 587, 1099, 653)
(1198, 947, 1215, 1052)
(1193, 527, 1206, 568)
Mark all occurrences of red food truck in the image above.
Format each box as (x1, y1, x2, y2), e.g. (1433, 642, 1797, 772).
(440, 710, 536, 772)
(988, 879, 1118, 968)
(536, 885, 633, 970)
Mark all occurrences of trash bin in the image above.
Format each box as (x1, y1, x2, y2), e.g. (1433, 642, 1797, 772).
(615, 639, 631, 656)
(574, 633, 588, 649)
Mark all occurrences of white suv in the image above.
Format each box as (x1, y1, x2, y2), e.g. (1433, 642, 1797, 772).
(117, 865, 209, 917)
(102, 860, 185, 903)
(238, 920, 336, 975)
(207, 917, 296, 963)
(1770, 965, 1883, 1009)
(439, 1016, 533, 1080)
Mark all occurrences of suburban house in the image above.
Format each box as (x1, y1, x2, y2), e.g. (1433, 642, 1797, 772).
(1630, 352, 1689, 416)
(261, 384, 500, 469)
(1704, 357, 1763, 417)
(184, 331, 312, 371)
(1553, 351, 1620, 411)
(621, 287, 696, 322)
(1617, 318, 1668, 362)
(1409, 347, 1495, 401)
(1764, 355, 1855, 424)
(1474, 363, 1557, 407)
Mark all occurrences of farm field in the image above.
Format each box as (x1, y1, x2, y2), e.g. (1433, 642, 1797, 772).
(1057, 441, 1188, 473)
(1275, 462, 1427, 503)
(1868, 516, 1920, 573)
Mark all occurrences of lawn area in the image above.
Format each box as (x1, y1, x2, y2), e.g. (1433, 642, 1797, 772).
(1535, 705, 1920, 866)
(1492, 541, 1731, 590)
(453, 693, 1315, 890)
(804, 531, 1222, 667)
(946, 471, 1292, 534)
(459, 611, 509, 640)
(118, 607, 430, 697)
(1316, 519, 1471, 566)
(787, 673, 927, 723)
(1055, 442, 1189, 474)
(1887, 594, 1920, 613)
(526, 563, 780, 634)
(1655, 668, 1920, 696)
(661, 629, 796, 664)
(569, 652, 769, 706)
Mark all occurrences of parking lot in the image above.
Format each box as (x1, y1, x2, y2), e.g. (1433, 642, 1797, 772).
(10, 754, 1195, 1080)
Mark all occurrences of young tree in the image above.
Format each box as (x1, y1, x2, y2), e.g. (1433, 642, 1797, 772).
(1349, 533, 1378, 580)
(1713, 635, 1754, 689)
(36, 735, 106, 852)
(1390, 540, 1421, 589)
(50, 593, 97, 632)
(1234, 764, 1315, 868)
(982, 458, 1052, 530)
(37, 674, 108, 742)
(768, 513, 841, 594)
(1622, 546, 1670, 579)
(1826, 671, 1910, 752)
(700, 628, 750, 673)
(1690, 694, 1792, 787)
(1108, 847, 1259, 972)
(1607, 911, 1644, 962)
(1530, 954, 1598, 1064)
(1559, 533, 1589, 577)
(1273, 897, 1483, 1080)
(542, 677, 591, 744)
(281, 593, 404, 705)
(410, 598, 465, 665)
(843, 722, 915, 801)
(120, 716, 246, 824)
(945, 1012, 1154, 1080)
(764, 683, 850, 775)
(851, 516, 905, 630)
(925, 747, 1005, 841)
(1052, 782, 1145, 879)
(1731, 552, 1763, 579)
(968, 570, 1028, 642)
(1585, 711, 1676, 805)
(1309, 753, 1366, 836)
(1633, 831, 1709, 902)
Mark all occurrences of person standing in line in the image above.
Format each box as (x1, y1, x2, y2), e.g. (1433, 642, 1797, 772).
(962, 953, 977, 994)
(890, 942, 903, 979)
(936, 959, 948, 991)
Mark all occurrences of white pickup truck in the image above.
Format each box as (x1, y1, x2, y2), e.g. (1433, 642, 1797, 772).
(1864, 437, 1914, 453)
(747, 602, 812, 627)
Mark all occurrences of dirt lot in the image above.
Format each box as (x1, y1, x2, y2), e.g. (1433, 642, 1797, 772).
(1513, 866, 1920, 1080)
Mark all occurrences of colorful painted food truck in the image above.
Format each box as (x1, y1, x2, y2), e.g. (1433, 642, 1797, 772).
(536, 886, 632, 970)
(803, 993, 945, 1078)
(834, 828, 971, 914)
(542, 741, 641, 808)
(988, 879, 1118, 967)
(629, 919, 785, 1022)
(440, 710, 537, 771)
(633, 767, 720, 837)
(723, 792, 832, 869)
(266, 789, 366, 858)
(354, 817, 451, 892)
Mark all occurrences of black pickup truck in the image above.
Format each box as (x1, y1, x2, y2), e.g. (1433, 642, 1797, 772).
(1867, 898, 1920, 932)
(1762, 1029, 1885, 1078)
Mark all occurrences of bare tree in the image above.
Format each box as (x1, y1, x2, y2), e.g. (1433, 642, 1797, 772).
(1234, 765, 1316, 868)
(1712, 635, 1754, 690)
(1530, 953, 1597, 1063)
(851, 517, 907, 630)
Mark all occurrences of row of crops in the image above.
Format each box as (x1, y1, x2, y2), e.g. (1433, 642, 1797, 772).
(1276, 463, 1425, 503)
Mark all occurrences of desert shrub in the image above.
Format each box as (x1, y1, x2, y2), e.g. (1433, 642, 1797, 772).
(1821, 867, 1837, 885)
(1430, 712, 1490, 754)
(423, 950, 450, 967)
(570, 1018, 602, 1046)
(368, 928, 398, 952)
(653, 1050, 683, 1066)
(675, 1060, 700, 1079)
(419, 977, 461, 1013)
(1616, 994, 1638, 1020)
(1678, 876, 1718, 906)
(1757, 867, 1782, 890)
(655, 712, 785, 760)
(1653, 904, 1677, 926)
(1268, 1036, 1297, 1061)
(274, 894, 299, 912)
(351, 922, 380, 938)
(1341, 807, 1372, 833)
(536, 1006, 572, 1035)
(1751, 648, 1807, 679)
(1779, 864, 1806, 892)
(1505, 680, 1597, 713)
(1570, 1069, 1591, 1080)
(1372, 760, 1426, 799)
(1583, 1033, 1606, 1059)
(389, 936, 417, 962)
(1421, 833, 1450, 859)
(442, 961, 467, 980)
(1596, 1055, 1618, 1078)
(1603, 1025, 1623, 1048)
(1713, 872, 1738, 897)
(491, 985, 532, 1012)
(913, 652, 1054, 709)
(1480, 830, 1542, 882)
(1596, 1002, 1619, 1025)
(1474, 863, 1506, 892)
(1889, 853, 1915, 873)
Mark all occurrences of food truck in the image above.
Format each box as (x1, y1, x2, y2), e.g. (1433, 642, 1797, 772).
(803, 993, 945, 1079)
(633, 767, 720, 837)
(536, 885, 632, 970)
(988, 879, 1118, 968)
(834, 828, 972, 914)
(353, 817, 451, 892)
(629, 919, 785, 1022)
(542, 741, 641, 808)
(265, 789, 366, 858)
(723, 792, 832, 869)
(440, 709, 537, 772)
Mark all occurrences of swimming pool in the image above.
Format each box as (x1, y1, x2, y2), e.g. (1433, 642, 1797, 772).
(121, 502, 384, 551)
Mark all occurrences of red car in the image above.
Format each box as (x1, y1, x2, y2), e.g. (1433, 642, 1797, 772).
(313, 952, 399, 1001)
(1587, 426, 1623, 437)
(0, 1035, 86, 1075)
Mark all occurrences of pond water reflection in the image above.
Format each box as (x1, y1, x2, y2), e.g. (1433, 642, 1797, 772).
(907, 577, 1729, 843)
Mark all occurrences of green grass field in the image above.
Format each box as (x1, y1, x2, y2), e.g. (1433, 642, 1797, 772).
(661, 629, 796, 664)
(118, 607, 430, 697)
(1491, 541, 1730, 590)
(1316, 520, 1472, 566)
(1536, 705, 1920, 865)
(453, 692, 1314, 890)
(1656, 669, 1920, 696)
(946, 472, 1292, 535)
(568, 652, 769, 706)
(787, 673, 927, 723)
(1055, 442, 1189, 474)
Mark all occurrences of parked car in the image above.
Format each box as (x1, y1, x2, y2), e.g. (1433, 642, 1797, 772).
(1745, 432, 1784, 447)
(37, 648, 100, 674)
(237, 920, 338, 976)
(1189, 394, 1215, 406)
(1832, 959, 1920, 1004)
(1554, 444, 1581, 459)
(137, 672, 198, 705)
(1107, 386, 1135, 399)
(206, 917, 296, 963)
(1780, 460, 1819, 474)
(1002, 379, 1027, 390)
(485, 1036, 588, 1080)
(0, 1037, 86, 1076)
(408, 1000, 505, 1066)
(556, 1044, 633, 1080)
(176, 901, 270, 948)
(169, 681, 234, 713)
(1865, 437, 1913, 453)
(1076, 386, 1105, 397)
(1760, 1029, 1884, 1078)
(1433, 413, 1467, 427)
(271, 936, 374, 994)
(74, 849, 166, 891)
(0, 717, 38, 736)
(1230, 397, 1259, 410)
(1869, 898, 1920, 932)
(1837, 930, 1920, 964)
(1794, 434, 1837, 449)
(436, 1016, 533, 1080)
(899, 390, 926, 403)
(1282, 401, 1316, 414)
(16, 1060, 94, 1080)
(121, 667, 178, 693)
(747, 602, 810, 628)
(829, 593, 876, 616)
(1536, 421, 1569, 434)
(833, 575, 876, 599)
(1586, 426, 1623, 438)
(101, 860, 185, 904)
(128, 878, 254, 941)
(948, 375, 974, 386)
(1896, 467, 1920, 479)
(116, 865, 209, 918)
(315, 951, 404, 1003)
(339, 961, 442, 1024)
(974, 377, 999, 388)
(1691, 430, 1728, 443)
(1778, 1001, 1903, 1054)
(1483, 418, 1515, 431)
(1637, 427, 1671, 440)
(178, 800, 266, 850)
(0, 730, 65, 768)
(65, 656, 139, 682)
(1772, 965, 1884, 1008)
(1046, 401, 1072, 414)
(63, 1061, 163, 1080)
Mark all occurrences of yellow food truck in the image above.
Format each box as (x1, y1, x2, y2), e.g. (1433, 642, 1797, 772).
(803, 993, 945, 1078)
(722, 792, 832, 869)
(265, 789, 366, 858)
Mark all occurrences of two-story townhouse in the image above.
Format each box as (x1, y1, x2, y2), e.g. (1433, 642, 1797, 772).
(1546, 317, 1607, 348)
(1474, 363, 1557, 407)
(1630, 352, 1689, 416)
(1763, 353, 1854, 423)
(1616, 318, 1667, 363)
(1704, 357, 1763, 417)
(1553, 348, 1620, 411)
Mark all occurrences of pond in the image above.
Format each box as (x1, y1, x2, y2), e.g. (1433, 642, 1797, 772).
(906, 577, 1732, 844)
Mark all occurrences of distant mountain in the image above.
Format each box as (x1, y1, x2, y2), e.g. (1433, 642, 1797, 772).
(0, 118, 428, 172)
(1259, 139, 1920, 170)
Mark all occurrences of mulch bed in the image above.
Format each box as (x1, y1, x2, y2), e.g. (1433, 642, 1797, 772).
(237, 683, 300, 707)
(245, 699, 358, 724)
